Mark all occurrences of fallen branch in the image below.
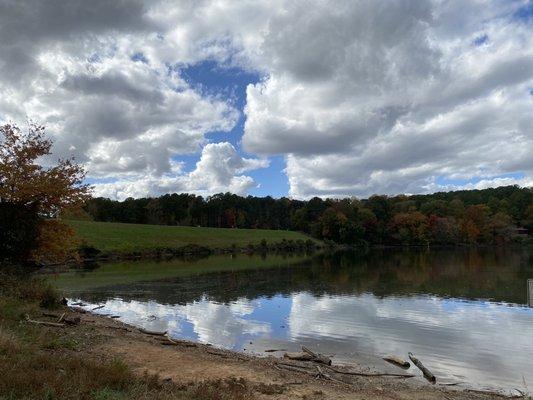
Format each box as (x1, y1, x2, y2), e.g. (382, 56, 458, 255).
(276, 363, 316, 375)
(206, 349, 249, 361)
(265, 349, 287, 353)
(383, 355, 410, 369)
(92, 305, 105, 310)
(158, 336, 197, 348)
(284, 351, 314, 361)
(316, 365, 347, 385)
(39, 312, 80, 326)
(301, 346, 332, 365)
(160, 341, 197, 348)
(25, 314, 66, 328)
(324, 365, 415, 378)
(408, 352, 436, 383)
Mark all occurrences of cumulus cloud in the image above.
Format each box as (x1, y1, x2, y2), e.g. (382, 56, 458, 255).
(92, 142, 268, 200)
(0, 0, 243, 196)
(1, 0, 532, 199)
(241, 0, 533, 197)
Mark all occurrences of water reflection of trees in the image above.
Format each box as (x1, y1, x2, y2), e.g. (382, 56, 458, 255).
(79, 248, 533, 306)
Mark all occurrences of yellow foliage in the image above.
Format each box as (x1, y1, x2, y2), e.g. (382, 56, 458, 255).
(31, 219, 80, 264)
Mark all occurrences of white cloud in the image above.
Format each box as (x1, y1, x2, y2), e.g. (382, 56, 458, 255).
(1, 0, 532, 199)
(241, 0, 533, 197)
(92, 142, 268, 200)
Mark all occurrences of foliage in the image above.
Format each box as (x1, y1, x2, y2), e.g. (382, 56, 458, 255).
(0, 124, 90, 262)
(83, 186, 532, 246)
(32, 219, 80, 264)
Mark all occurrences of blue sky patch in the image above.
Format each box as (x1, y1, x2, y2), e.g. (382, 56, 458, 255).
(513, 1, 533, 22)
(181, 61, 261, 149)
(435, 171, 524, 187)
(131, 52, 148, 63)
(473, 34, 489, 46)
(175, 60, 287, 196)
(248, 155, 290, 198)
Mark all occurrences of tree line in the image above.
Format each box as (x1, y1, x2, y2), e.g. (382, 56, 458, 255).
(83, 185, 533, 246)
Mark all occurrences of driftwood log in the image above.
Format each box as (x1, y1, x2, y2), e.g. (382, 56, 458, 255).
(324, 365, 415, 378)
(276, 362, 415, 380)
(383, 355, 410, 369)
(301, 346, 332, 365)
(156, 336, 198, 348)
(284, 351, 314, 361)
(283, 346, 331, 365)
(40, 312, 81, 326)
(138, 328, 168, 336)
(26, 314, 66, 328)
(408, 352, 436, 383)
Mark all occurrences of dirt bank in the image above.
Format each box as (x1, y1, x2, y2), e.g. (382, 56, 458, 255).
(51, 307, 520, 400)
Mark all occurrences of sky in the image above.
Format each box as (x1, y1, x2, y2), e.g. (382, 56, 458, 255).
(0, 0, 532, 200)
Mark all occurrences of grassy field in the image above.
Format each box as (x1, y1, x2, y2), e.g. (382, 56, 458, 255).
(67, 220, 316, 253)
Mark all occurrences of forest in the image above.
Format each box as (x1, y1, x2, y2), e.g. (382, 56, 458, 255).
(83, 186, 532, 246)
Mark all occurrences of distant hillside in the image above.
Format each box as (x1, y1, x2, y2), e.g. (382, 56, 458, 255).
(68, 220, 317, 253)
(81, 186, 533, 246)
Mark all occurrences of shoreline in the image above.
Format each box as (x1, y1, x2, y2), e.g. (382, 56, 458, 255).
(38, 240, 533, 268)
(63, 304, 523, 400)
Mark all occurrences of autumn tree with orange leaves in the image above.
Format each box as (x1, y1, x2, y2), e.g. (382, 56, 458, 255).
(0, 123, 90, 263)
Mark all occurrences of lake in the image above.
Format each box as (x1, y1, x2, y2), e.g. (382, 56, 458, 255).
(48, 248, 533, 394)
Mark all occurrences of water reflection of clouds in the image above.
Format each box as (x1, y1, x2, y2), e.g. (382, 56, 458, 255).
(72, 290, 533, 391)
(181, 298, 270, 347)
(88, 296, 270, 348)
(287, 292, 533, 389)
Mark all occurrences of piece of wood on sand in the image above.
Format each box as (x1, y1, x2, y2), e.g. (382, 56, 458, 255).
(138, 327, 168, 336)
(383, 355, 410, 369)
(157, 336, 198, 348)
(26, 314, 66, 328)
(408, 352, 436, 383)
(302, 346, 332, 365)
(284, 351, 314, 361)
(284, 346, 332, 365)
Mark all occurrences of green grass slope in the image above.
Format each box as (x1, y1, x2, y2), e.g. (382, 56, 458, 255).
(67, 220, 316, 253)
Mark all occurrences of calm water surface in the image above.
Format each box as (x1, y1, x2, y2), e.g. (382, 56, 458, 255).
(49, 249, 533, 394)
